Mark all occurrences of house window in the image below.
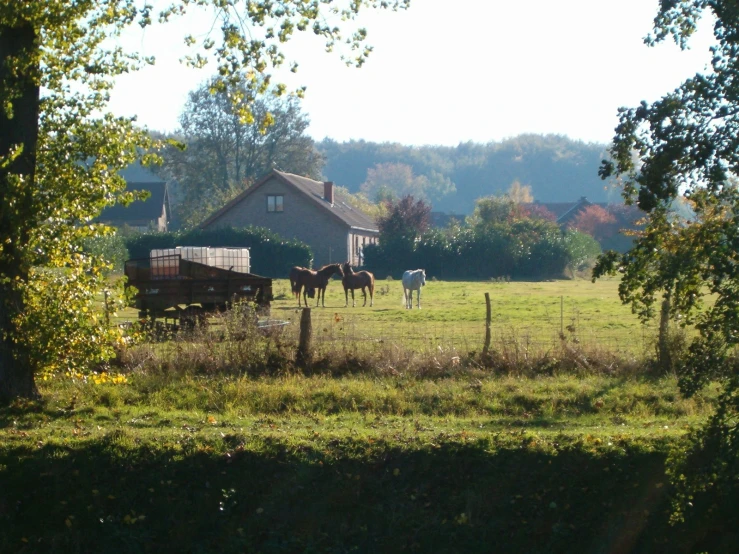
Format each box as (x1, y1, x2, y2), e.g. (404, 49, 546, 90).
(267, 195, 283, 213)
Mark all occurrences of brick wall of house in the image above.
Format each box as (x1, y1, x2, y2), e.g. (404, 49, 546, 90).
(206, 176, 352, 267)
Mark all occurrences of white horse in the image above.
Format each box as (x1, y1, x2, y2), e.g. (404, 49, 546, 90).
(402, 269, 426, 309)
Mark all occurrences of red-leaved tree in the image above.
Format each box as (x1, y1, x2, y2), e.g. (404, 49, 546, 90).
(568, 205, 617, 243)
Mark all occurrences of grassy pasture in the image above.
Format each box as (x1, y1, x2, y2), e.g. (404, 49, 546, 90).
(263, 276, 658, 357)
(7, 277, 729, 552)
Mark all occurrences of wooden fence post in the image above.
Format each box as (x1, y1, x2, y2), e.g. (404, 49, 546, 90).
(483, 292, 491, 358)
(658, 290, 672, 371)
(560, 295, 564, 337)
(297, 307, 313, 367)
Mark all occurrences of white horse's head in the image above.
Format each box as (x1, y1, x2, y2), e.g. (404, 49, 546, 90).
(420, 270, 426, 286)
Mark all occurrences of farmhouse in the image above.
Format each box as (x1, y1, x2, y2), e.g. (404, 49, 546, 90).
(200, 170, 379, 268)
(97, 162, 170, 232)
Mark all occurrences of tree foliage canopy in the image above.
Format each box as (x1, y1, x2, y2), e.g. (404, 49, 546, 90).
(595, 0, 739, 394)
(159, 81, 323, 229)
(594, 0, 739, 523)
(360, 162, 455, 204)
(0, 0, 409, 401)
(319, 134, 611, 213)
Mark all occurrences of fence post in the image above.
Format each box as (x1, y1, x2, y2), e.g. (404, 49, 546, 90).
(560, 295, 564, 337)
(483, 292, 491, 357)
(297, 307, 313, 367)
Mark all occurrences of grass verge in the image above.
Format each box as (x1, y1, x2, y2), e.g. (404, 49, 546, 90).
(1, 373, 735, 553)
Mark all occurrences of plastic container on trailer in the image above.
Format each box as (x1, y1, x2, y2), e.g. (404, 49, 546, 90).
(150, 248, 179, 278)
(149, 246, 251, 278)
(211, 247, 250, 274)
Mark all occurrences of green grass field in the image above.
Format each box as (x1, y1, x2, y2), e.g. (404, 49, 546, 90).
(0, 370, 727, 553)
(261, 276, 658, 357)
(7, 277, 727, 552)
(116, 275, 657, 351)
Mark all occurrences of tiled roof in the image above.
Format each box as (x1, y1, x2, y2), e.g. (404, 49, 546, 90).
(276, 171, 378, 231)
(201, 169, 378, 232)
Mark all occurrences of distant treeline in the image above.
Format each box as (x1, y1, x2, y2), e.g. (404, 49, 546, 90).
(317, 134, 614, 214)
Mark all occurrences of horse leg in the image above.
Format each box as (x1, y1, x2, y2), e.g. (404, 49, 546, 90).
(351, 288, 356, 307)
(369, 283, 374, 307)
(404, 288, 408, 309)
(417, 288, 422, 309)
(361, 287, 367, 307)
(344, 287, 348, 308)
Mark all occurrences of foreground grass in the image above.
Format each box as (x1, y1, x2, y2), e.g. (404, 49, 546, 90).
(2, 373, 735, 553)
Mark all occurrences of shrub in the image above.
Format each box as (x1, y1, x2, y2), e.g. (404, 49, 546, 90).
(81, 233, 130, 274)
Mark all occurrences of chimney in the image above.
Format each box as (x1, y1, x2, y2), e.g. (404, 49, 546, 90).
(324, 181, 334, 205)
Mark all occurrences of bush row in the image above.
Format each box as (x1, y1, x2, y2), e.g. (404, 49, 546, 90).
(365, 219, 601, 279)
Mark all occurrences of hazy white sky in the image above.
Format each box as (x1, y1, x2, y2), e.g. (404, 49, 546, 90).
(108, 0, 716, 146)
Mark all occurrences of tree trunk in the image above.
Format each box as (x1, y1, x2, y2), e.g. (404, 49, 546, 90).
(0, 21, 41, 403)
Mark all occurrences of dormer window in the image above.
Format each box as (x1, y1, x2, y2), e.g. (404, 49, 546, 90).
(267, 194, 283, 213)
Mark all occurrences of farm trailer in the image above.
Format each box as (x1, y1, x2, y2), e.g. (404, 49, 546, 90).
(124, 247, 273, 327)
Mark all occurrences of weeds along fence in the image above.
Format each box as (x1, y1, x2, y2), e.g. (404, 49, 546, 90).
(272, 304, 659, 360)
(110, 292, 665, 374)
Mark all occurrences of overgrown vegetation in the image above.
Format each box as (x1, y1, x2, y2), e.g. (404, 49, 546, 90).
(365, 194, 601, 278)
(595, 1, 739, 528)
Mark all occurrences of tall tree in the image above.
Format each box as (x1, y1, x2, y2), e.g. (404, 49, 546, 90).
(506, 180, 534, 204)
(162, 84, 323, 228)
(0, 0, 409, 403)
(360, 162, 455, 206)
(594, 1, 739, 525)
(568, 205, 617, 244)
(375, 195, 430, 260)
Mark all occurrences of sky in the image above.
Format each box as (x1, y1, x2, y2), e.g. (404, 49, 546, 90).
(108, 0, 717, 147)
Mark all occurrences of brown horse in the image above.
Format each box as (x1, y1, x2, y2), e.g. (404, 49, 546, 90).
(341, 262, 375, 307)
(289, 266, 315, 305)
(292, 263, 343, 307)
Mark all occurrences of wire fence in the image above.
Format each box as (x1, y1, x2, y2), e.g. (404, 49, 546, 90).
(108, 294, 663, 359)
(258, 306, 660, 359)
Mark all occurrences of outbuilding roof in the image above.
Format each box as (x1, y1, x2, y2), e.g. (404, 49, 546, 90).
(98, 163, 169, 223)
